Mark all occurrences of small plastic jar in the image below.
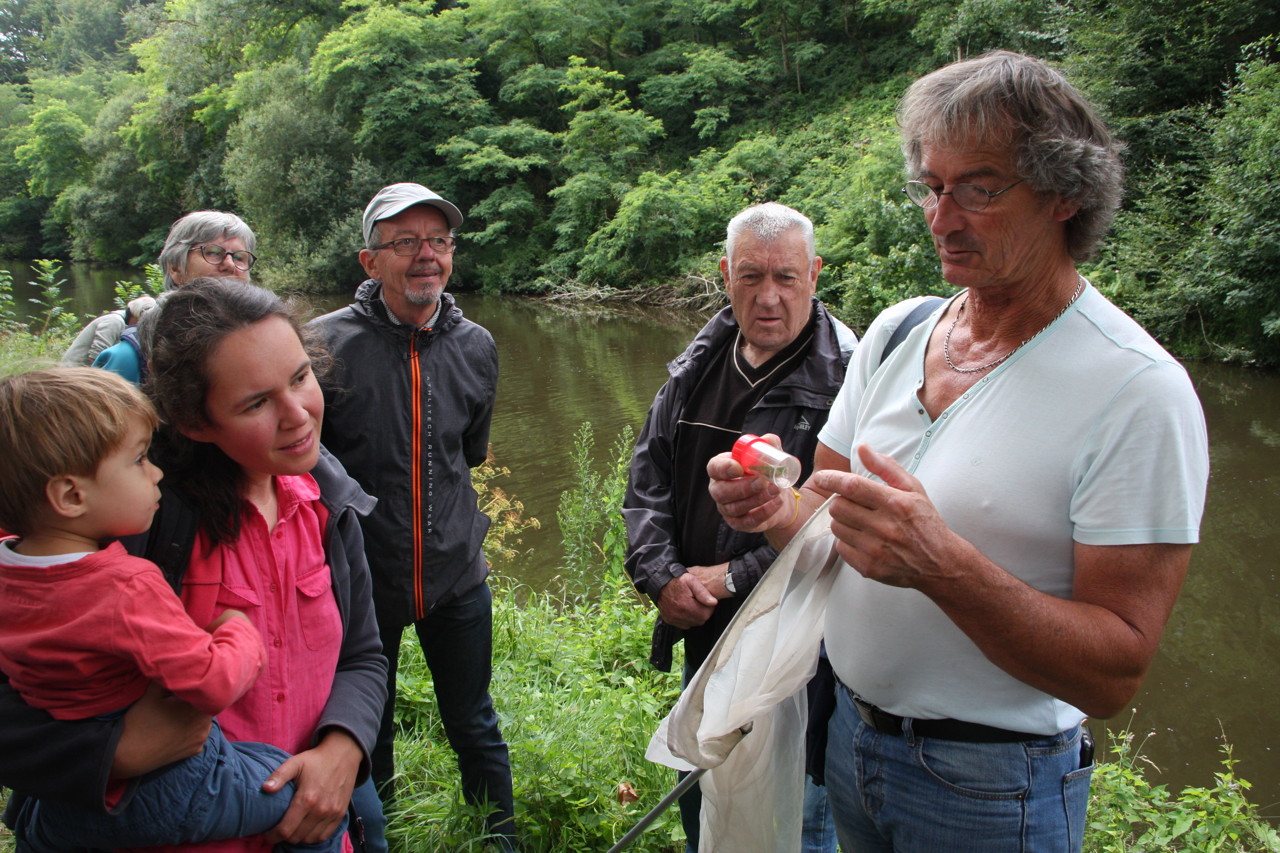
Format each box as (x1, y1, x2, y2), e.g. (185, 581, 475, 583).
(731, 434, 802, 489)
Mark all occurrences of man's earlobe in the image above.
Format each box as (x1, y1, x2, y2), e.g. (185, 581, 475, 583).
(45, 475, 89, 519)
(358, 248, 379, 279)
(1053, 197, 1081, 222)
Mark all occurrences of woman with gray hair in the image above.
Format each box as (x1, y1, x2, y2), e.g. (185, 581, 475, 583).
(158, 211, 258, 289)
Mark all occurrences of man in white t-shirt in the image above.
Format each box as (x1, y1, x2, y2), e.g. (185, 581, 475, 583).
(707, 50, 1208, 852)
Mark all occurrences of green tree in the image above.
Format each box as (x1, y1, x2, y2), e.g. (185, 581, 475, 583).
(577, 169, 735, 288)
(29, 0, 140, 74)
(436, 119, 558, 290)
(638, 45, 756, 142)
(57, 84, 170, 264)
(0, 0, 44, 83)
(221, 61, 369, 291)
(311, 4, 493, 179)
(1180, 41, 1280, 366)
(546, 57, 662, 282)
(13, 99, 88, 198)
(463, 0, 649, 78)
(1060, 0, 1280, 120)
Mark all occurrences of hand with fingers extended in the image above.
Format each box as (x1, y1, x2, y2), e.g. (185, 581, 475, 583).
(811, 444, 965, 592)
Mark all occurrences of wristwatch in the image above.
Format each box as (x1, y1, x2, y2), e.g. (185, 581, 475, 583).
(723, 568, 737, 596)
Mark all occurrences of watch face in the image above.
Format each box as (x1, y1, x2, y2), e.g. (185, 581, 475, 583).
(724, 570, 736, 595)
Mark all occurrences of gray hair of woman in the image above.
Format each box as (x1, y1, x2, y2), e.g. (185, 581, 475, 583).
(157, 211, 257, 290)
(725, 202, 816, 264)
(897, 50, 1125, 262)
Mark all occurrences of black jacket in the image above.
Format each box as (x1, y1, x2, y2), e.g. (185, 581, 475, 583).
(309, 282, 498, 626)
(623, 299, 857, 670)
(0, 447, 386, 816)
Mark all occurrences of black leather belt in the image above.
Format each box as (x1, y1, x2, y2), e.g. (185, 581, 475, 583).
(848, 689, 1041, 744)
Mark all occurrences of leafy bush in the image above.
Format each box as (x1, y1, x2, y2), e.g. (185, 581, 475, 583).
(1, 417, 1279, 852)
(384, 423, 683, 852)
(1178, 40, 1280, 366)
(1086, 725, 1280, 852)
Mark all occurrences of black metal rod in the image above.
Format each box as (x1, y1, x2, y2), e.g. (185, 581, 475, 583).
(606, 767, 708, 853)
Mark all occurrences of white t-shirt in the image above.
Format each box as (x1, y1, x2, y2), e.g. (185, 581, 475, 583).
(817, 285, 1209, 735)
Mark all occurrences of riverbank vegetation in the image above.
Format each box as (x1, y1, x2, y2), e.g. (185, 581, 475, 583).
(1, 1, 1278, 363)
(0, 372, 1276, 848)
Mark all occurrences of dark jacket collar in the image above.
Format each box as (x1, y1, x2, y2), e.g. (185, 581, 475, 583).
(351, 279, 463, 339)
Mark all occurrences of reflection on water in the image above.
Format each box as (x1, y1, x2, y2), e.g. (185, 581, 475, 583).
(9, 264, 1280, 819)
(1126, 361, 1280, 818)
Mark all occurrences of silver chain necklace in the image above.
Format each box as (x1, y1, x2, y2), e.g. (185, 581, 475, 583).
(943, 276, 1086, 374)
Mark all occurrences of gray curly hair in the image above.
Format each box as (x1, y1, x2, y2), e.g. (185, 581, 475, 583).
(897, 50, 1125, 261)
(158, 211, 257, 290)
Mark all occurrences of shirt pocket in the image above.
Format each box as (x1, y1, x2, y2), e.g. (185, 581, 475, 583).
(214, 583, 261, 619)
(296, 564, 341, 652)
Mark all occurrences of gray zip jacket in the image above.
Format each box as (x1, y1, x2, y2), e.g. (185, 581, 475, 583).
(310, 281, 498, 627)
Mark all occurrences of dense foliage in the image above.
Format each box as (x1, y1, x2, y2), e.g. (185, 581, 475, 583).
(0, 0, 1278, 363)
(0, 354, 1277, 848)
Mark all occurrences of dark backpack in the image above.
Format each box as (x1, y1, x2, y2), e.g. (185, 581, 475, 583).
(880, 296, 945, 366)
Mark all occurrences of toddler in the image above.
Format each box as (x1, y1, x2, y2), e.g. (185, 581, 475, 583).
(0, 367, 345, 852)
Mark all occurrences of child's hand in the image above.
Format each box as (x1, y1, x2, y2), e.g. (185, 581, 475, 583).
(205, 609, 249, 632)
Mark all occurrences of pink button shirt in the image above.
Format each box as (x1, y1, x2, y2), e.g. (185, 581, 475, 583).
(144, 474, 349, 853)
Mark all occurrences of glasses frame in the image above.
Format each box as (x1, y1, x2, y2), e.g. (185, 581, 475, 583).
(370, 235, 457, 256)
(190, 243, 257, 271)
(902, 179, 1025, 212)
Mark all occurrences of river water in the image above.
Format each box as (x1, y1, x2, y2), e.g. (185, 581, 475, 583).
(7, 264, 1279, 820)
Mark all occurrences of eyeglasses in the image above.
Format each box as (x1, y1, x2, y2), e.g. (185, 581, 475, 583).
(370, 236, 457, 256)
(190, 243, 257, 271)
(902, 179, 1025, 212)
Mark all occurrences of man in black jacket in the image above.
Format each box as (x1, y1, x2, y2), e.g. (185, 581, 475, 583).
(309, 183, 515, 850)
(623, 202, 856, 852)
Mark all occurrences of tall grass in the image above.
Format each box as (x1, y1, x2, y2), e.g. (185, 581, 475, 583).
(2, 313, 1277, 851)
(380, 423, 687, 852)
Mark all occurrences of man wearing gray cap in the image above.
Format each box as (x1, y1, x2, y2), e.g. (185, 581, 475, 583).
(309, 183, 515, 849)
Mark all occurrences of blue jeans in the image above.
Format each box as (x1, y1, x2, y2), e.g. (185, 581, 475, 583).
(374, 581, 516, 850)
(349, 777, 388, 853)
(18, 720, 345, 852)
(824, 687, 1093, 852)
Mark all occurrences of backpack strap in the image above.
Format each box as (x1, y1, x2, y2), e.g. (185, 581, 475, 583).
(880, 296, 945, 366)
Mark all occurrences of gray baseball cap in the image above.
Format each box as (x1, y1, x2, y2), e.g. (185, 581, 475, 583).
(362, 183, 464, 245)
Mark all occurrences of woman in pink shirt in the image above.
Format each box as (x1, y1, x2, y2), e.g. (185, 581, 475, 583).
(2, 279, 388, 853)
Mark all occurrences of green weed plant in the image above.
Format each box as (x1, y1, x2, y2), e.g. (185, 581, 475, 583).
(2, 405, 1277, 853)
(0, 261, 78, 369)
(0, 268, 18, 332)
(1086, 724, 1280, 852)
(111, 263, 164, 310)
(27, 259, 77, 338)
